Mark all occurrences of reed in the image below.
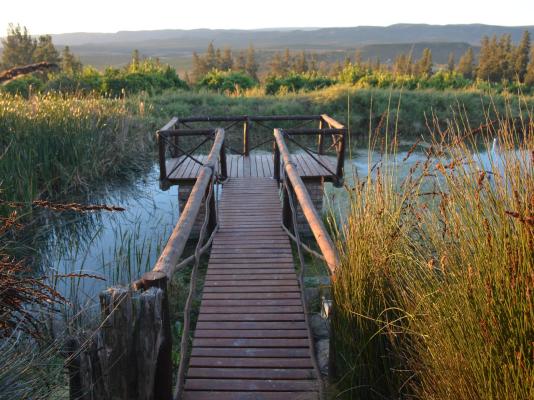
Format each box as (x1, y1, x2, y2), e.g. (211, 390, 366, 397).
(0, 93, 152, 204)
(332, 97, 533, 399)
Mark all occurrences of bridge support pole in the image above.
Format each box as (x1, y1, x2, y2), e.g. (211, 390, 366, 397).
(74, 273, 172, 400)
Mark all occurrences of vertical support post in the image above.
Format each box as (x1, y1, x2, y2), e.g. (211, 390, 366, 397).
(139, 271, 173, 400)
(282, 180, 293, 232)
(170, 120, 179, 157)
(273, 141, 281, 182)
(243, 117, 250, 156)
(64, 338, 82, 400)
(158, 131, 167, 181)
(335, 129, 346, 185)
(317, 118, 325, 155)
(207, 181, 217, 236)
(219, 141, 228, 180)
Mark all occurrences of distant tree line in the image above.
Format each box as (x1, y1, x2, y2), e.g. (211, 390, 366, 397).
(0, 25, 187, 97)
(3, 24, 534, 97)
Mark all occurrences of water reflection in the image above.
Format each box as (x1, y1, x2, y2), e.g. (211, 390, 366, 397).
(40, 164, 178, 306)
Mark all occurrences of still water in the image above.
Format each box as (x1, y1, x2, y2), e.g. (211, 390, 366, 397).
(40, 143, 507, 306)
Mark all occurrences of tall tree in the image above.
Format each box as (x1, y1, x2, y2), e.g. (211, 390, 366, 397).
(457, 47, 474, 79)
(235, 51, 246, 72)
(205, 42, 216, 71)
(447, 52, 455, 73)
(415, 48, 433, 76)
(191, 51, 207, 81)
(245, 44, 258, 79)
(1, 24, 36, 68)
(525, 45, 534, 85)
(215, 48, 223, 69)
(294, 51, 308, 73)
(478, 35, 502, 81)
(129, 49, 141, 72)
(61, 46, 82, 75)
(354, 49, 362, 67)
(282, 49, 291, 73)
(498, 34, 514, 81)
(514, 31, 531, 82)
(221, 48, 233, 70)
(33, 35, 60, 65)
(269, 51, 284, 75)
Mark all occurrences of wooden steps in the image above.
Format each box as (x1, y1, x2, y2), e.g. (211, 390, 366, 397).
(184, 178, 319, 400)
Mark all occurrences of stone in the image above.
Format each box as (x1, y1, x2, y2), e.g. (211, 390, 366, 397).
(315, 338, 330, 376)
(309, 313, 329, 339)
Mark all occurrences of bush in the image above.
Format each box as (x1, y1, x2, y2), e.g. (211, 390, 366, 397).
(264, 72, 335, 95)
(1, 75, 43, 97)
(197, 70, 257, 94)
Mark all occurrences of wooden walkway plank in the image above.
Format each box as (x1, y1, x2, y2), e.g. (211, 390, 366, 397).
(184, 177, 319, 398)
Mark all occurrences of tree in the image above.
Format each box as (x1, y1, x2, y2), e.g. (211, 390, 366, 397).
(498, 34, 514, 81)
(514, 31, 530, 82)
(205, 42, 216, 71)
(129, 49, 141, 72)
(33, 35, 60, 65)
(478, 35, 502, 82)
(282, 49, 291, 73)
(191, 51, 208, 81)
(221, 48, 233, 70)
(294, 51, 308, 73)
(245, 44, 258, 80)
(393, 53, 413, 75)
(61, 46, 82, 74)
(269, 51, 284, 75)
(525, 45, 534, 85)
(415, 48, 432, 76)
(215, 48, 223, 69)
(447, 52, 455, 73)
(457, 47, 474, 79)
(235, 51, 246, 72)
(1, 24, 36, 68)
(354, 49, 362, 67)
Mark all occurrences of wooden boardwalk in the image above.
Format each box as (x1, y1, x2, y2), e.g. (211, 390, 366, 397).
(183, 178, 319, 400)
(166, 154, 335, 181)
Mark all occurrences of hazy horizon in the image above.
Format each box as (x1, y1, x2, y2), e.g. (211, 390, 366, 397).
(2, 0, 534, 35)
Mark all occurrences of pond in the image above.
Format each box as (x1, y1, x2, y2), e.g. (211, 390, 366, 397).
(36, 140, 505, 309)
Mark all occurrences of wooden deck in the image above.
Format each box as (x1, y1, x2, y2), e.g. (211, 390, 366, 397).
(183, 178, 319, 400)
(166, 153, 335, 182)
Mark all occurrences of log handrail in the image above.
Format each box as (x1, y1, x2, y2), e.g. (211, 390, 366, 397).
(150, 128, 225, 280)
(274, 128, 340, 275)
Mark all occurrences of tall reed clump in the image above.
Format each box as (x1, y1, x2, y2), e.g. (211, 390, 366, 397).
(0, 93, 152, 204)
(332, 101, 533, 399)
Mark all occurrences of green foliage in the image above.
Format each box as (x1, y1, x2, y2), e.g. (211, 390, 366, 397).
(332, 104, 533, 399)
(0, 93, 152, 202)
(2, 75, 43, 97)
(197, 70, 257, 94)
(1, 24, 60, 69)
(264, 72, 335, 95)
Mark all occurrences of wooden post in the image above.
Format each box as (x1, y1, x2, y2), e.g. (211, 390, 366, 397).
(63, 338, 82, 400)
(273, 141, 281, 182)
(138, 271, 173, 400)
(317, 119, 325, 155)
(170, 119, 179, 157)
(219, 141, 228, 180)
(335, 130, 346, 186)
(207, 183, 217, 236)
(282, 181, 293, 232)
(243, 118, 250, 156)
(158, 132, 167, 181)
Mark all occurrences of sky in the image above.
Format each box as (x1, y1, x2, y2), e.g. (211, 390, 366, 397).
(2, 0, 534, 35)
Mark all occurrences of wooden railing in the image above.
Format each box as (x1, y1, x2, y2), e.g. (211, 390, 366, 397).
(158, 114, 346, 185)
(274, 128, 340, 274)
(71, 128, 226, 400)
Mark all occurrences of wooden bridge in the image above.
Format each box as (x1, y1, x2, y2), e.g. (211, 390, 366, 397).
(70, 115, 345, 400)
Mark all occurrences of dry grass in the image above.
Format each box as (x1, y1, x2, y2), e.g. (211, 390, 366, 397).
(332, 97, 533, 399)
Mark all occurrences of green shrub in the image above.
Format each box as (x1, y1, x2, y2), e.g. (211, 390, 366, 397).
(197, 70, 257, 94)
